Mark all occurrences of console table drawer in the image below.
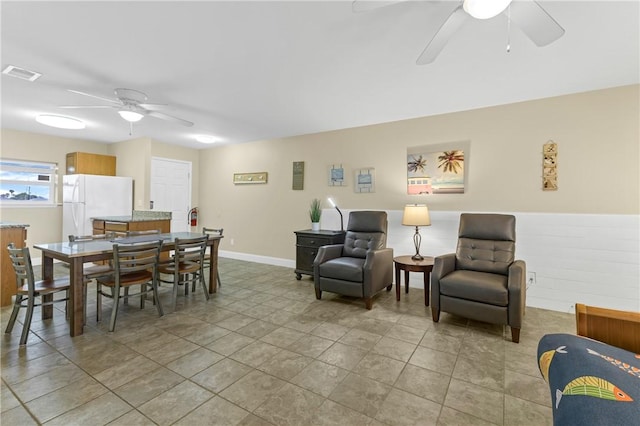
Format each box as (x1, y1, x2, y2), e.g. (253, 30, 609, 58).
(297, 236, 333, 248)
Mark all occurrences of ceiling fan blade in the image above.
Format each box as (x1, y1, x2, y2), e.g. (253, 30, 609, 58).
(68, 89, 121, 105)
(146, 111, 194, 127)
(508, 0, 565, 47)
(139, 103, 168, 111)
(59, 105, 115, 109)
(416, 4, 468, 65)
(351, 0, 403, 13)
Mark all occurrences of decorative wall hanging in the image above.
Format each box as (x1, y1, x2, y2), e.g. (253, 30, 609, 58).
(407, 142, 467, 194)
(292, 161, 304, 190)
(543, 141, 558, 191)
(328, 164, 347, 186)
(354, 167, 375, 193)
(233, 172, 268, 184)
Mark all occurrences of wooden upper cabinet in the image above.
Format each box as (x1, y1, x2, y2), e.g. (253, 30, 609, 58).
(66, 152, 116, 176)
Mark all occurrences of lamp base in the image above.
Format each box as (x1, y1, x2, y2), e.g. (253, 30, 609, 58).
(411, 253, 424, 261)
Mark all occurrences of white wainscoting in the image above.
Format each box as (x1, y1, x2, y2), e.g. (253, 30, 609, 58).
(223, 209, 639, 314)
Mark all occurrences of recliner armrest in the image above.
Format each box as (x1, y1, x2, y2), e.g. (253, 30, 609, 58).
(313, 244, 344, 266)
(431, 253, 456, 311)
(507, 259, 526, 327)
(363, 247, 394, 297)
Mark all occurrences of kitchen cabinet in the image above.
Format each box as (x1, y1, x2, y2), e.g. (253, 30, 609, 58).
(294, 229, 345, 280)
(1, 224, 28, 306)
(66, 152, 116, 176)
(93, 218, 171, 236)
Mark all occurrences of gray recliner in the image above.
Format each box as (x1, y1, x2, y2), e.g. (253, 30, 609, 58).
(431, 213, 526, 342)
(313, 211, 393, 310)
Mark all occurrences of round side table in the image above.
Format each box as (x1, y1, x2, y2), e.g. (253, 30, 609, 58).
(393, 255, 435, 306)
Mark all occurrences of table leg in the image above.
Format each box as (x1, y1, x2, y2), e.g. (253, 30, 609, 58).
(424, 272, 431, 306)
(69, 258, 84, 337)
(208, 239, 219, 293)
(404, 270, 410, 294)
(395, 264, 401, 301)
(41, 254, 54, 319)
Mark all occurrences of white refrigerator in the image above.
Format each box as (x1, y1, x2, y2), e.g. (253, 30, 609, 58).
(62, 174, 133, 240)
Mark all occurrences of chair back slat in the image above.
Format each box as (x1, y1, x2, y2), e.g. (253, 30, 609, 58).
(7, 243, 36, 295)
(112, 241, 163, 282)
(202, 227, 223, 238)
(173, 236, 208, 264)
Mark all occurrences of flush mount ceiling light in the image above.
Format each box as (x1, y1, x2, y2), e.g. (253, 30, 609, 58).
(117, 110, 144, 122)
(195, 135, 220, 144)
(35, 114, 85, 130)
(463, 0, 513, 19)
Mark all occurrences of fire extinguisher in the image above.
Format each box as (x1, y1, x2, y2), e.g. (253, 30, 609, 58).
(189, 207, 198, 227)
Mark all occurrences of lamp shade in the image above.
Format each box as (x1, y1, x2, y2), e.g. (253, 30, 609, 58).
(402, 204, 431, 226)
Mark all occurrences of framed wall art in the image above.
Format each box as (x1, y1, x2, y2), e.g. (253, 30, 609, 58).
(328, 164, 347, 186)
(354, 167, 375, 193)
(543, 141, 558, 191)
(233, 172, 268, 184)
(407, 141, 469, 195)
(292, 161, 304, 190)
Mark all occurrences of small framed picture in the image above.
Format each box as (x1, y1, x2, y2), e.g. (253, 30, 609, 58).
(354, 167, 375, 193)
(329, 164, 347, 186)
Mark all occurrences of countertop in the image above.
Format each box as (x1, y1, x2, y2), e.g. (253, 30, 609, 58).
(92, 210, 171, 222)
(0, 222, 30, 229)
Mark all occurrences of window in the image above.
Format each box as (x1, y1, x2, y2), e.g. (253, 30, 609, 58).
(0, 159, 57, 206)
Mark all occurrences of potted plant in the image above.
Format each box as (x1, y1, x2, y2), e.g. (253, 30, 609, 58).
(309, 198, 322, 231)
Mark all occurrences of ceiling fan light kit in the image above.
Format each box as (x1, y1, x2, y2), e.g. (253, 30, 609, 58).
(36, 114, 85, 130)
(463, 0, 512, 20)
(118, 110, 144, 122)
(195, 135, 219, 144)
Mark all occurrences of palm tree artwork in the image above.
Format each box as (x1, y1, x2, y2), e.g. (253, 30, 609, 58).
(407, 147, 465, 194)
(437, 150, 464, 174)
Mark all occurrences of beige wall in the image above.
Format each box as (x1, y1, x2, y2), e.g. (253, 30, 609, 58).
(198, 85, 639, 260)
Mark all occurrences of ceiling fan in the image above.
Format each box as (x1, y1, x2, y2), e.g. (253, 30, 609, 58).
(353, 0, 565, 64)
(60, 88, 194, 127)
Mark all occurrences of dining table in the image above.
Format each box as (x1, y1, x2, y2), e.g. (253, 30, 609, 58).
(34, 232, 222, 337)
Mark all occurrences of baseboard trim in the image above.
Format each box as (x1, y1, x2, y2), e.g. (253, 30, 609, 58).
(219, 250, 295, 269)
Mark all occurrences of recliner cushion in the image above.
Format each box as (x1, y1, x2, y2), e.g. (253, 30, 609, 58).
(439, 270, 509, 306)
(343, 231, 385, 258)
(456, 238, 514, 275)
(319, 257, 366, 282)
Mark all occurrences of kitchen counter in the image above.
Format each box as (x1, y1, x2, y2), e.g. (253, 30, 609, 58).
(91, 210, 171, 222)
(0, 222, 31, 229)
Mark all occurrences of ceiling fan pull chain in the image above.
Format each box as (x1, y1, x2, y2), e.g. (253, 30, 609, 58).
(129, 121, 133, 136)
(506, 4, 512, 53)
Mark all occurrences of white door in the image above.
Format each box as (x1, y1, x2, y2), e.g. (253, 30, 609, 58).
(150, 157, 192, 233)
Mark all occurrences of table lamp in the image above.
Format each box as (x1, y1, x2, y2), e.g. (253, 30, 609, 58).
(402, 204, 431, 261)
(327, 197, 344, 231)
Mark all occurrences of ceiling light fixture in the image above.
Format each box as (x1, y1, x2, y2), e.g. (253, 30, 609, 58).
(195, 135, 220, 144)
(118, 110, 144, 122)
(463, 0, 512, 19)
(35, 114, 85, 130)
(2, 65, 42, 82)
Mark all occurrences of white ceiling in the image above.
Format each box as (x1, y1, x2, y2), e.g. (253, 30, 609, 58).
(1, 1, 638, 149)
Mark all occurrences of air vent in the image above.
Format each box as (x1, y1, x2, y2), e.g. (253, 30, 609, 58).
(2, 65, 42, 82)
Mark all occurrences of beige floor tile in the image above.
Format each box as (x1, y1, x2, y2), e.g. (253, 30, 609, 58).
(287, 334, 334, 358)
(230, 341, 282, 368)
(504, 395, 553, 426)
(1, 352, 72, 385)
(257, 349, 313, 381)
(260, 326, 305, 348)
(26, 375, 107, 423)
(310, 322, 351, 341)
(174, 395, 249, 425)
(253, 383, 325, 426)
(338, 329, 382, 351)
(328, 373, 391, 417)
(317, 342, 368, 370)
(107, 409, 156, 425)
(394, 363, 451, 404)
(1, 404, 39, 425)
(43, 392, 133, 426)
(165, 347, 224, 377)
(206, 332, 255, 356)
(216, 313, 257, 331)
(371, 336, 417, 362)
(236, 320, 280, 339)
(219, 370, 287, 412)
(444, 378, 504, 425)
(191, 357, 253, 393)
(352, 353, 405, 385)
(452, 355, 504, 392)
(138, 380, 213, 426)
(93, 355, 160, 389)
(504, 369, 552, 407)
(113, 366, 184, 407)
(408, 346, 457, 376)
(311, 399, 373, 426)
(375, 388, 441, 426)
(283, 315, 323, 333)
(385, 324, 427, 344)
(437, 406, 498, 426)
(420, 331, 463, 355)
(10, 363, 91, 403)
(0, 381, 21, 412)
(290, 360, 349, 397)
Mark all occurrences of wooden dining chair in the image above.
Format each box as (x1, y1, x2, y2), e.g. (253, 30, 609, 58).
(201, 227, 223, 289)
(95, 240, 164, 332)
(159, 235, 209, 312)
(5, 243, 70, 345)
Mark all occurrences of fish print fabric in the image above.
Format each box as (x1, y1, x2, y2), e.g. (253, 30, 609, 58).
(538, 333, 640, 426)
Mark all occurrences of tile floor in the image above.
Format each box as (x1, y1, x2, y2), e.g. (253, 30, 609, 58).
(1, 258, 575, 425)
